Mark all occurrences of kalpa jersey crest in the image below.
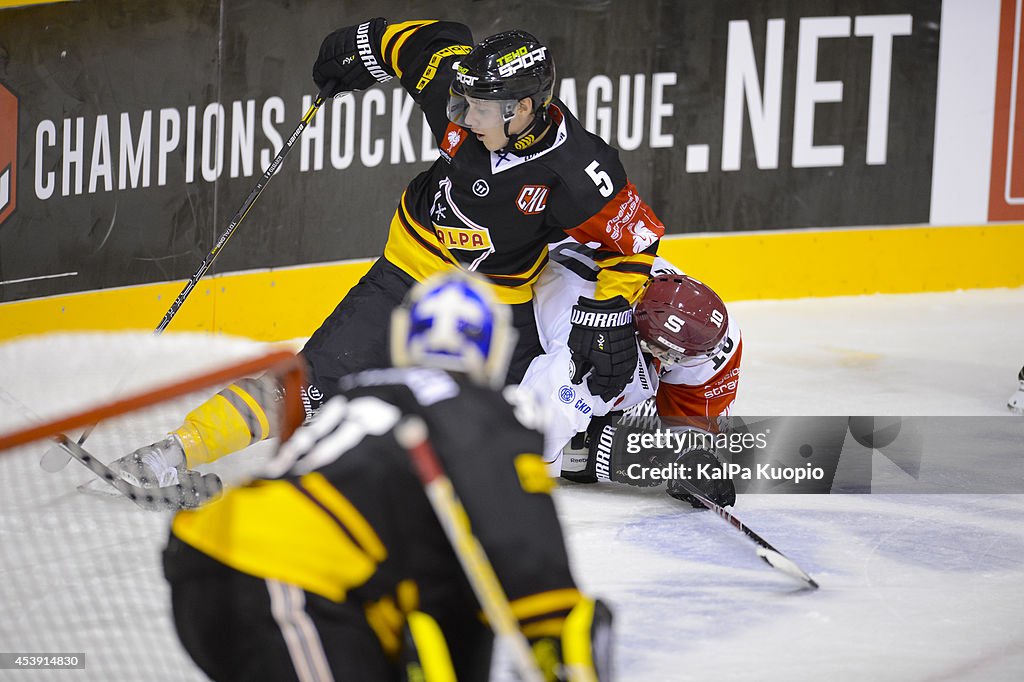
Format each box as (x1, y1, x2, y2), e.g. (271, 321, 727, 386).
(0, 82, 17, 228)
(431, 177, 495, 270)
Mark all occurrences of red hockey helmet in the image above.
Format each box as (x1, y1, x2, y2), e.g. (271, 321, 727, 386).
(635, 274, 729, 367)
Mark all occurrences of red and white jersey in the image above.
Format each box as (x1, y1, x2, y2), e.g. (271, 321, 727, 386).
(521, 239, 742, 469)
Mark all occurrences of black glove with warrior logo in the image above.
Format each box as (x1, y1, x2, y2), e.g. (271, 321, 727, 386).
(312, 18, 392, 97)
(568, 295, 639, 402)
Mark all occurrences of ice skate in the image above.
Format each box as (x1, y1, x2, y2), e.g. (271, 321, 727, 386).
(1009, 366, 1024, 415)
(111, 434, 189, 488)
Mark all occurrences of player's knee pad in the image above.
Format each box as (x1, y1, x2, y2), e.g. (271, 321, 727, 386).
(401, 610, 457, 682)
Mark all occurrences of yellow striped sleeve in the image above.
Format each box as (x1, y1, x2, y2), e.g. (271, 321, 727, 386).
(381, 20, 437, 77)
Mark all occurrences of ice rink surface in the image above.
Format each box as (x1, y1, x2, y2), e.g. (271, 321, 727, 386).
(0, 287, 1022, 681)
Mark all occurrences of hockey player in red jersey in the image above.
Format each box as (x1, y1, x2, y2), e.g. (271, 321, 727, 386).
(113, 19, 665, 494)
(521, 240, 741, 508)
(164, 271, 614, 681)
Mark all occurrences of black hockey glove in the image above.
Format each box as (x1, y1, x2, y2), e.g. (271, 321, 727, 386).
(312, 18, 392, 97)
(568, 296, 638, 402)
(666, 448, 737, 508)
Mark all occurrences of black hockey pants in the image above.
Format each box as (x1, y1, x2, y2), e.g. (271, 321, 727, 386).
(299, 257, 542, 399)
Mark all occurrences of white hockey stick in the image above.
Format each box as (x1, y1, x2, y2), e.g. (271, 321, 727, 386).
(394, 416, 545, 682)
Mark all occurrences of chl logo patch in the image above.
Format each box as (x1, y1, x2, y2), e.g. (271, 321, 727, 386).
(0, 82, 17, 228)
(516, 185, 549, 215)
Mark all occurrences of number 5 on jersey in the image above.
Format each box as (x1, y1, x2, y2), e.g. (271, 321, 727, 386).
(586, 160, 614, 197)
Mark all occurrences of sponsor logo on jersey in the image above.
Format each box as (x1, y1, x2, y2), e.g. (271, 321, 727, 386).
(516, 184, 549, 214)
(558, 385, 576, 403)
(0, 82, 17, 228)
(440, 123, 467, 159)
(703, 367, 740, 399)
(605, 187, 641, 241)
(574, 397, 592, 415)
(630, 219, 659, 252)
(472, 179, 489, 197)
(496, 46, 548, 78)
(436, 225, 493, 251)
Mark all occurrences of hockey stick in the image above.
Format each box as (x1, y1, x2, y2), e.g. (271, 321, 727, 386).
(153, 80, 338, 334)
(673, 478, 820, 589)
(394, 417, 545, 682)
(2, 351, 306, 509)
(39, 81, 338, 473)
(53, 435, 222, 511)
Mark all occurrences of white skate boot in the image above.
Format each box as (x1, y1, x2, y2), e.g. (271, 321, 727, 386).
(1009, 366, 1024, 415)
(112, 434, 188, 488)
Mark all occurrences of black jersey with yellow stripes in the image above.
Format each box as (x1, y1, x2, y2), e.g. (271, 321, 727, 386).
(170, 367, 580, 650)
(372, 19, 665, 304)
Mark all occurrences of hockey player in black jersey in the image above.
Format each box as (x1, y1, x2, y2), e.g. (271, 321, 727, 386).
(163, 271, 613, 682)
(113, 18, 666, 493)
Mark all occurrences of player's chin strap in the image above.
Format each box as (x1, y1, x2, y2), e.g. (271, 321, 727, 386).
(501, 105, 551, 153)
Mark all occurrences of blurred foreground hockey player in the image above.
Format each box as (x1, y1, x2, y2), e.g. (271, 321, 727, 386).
(521, 240, 741, 508)
(163, 272, 613, 682)
(113, 18, 663, 491)
(1010, 366, 1024, 415)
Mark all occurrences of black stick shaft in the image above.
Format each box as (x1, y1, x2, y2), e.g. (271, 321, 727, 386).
(674, 477, 819, 588)
(155, 83, 335, 333)
(59, 83, 337, 454)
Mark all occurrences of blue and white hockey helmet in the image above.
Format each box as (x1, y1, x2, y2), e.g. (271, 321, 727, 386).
(391, 270, 516, 386)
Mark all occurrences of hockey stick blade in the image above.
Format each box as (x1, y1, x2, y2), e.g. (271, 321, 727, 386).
(674, 477, 819, 589)
(756, 547, 819, 590)
(56, 435, 222, 511)
(40, 443, 72, 472)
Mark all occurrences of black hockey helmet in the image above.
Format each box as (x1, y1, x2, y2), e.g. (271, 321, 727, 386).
(447, 29, 556, 127)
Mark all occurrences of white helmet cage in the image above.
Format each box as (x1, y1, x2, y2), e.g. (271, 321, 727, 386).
(390, 270, 517, 387)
